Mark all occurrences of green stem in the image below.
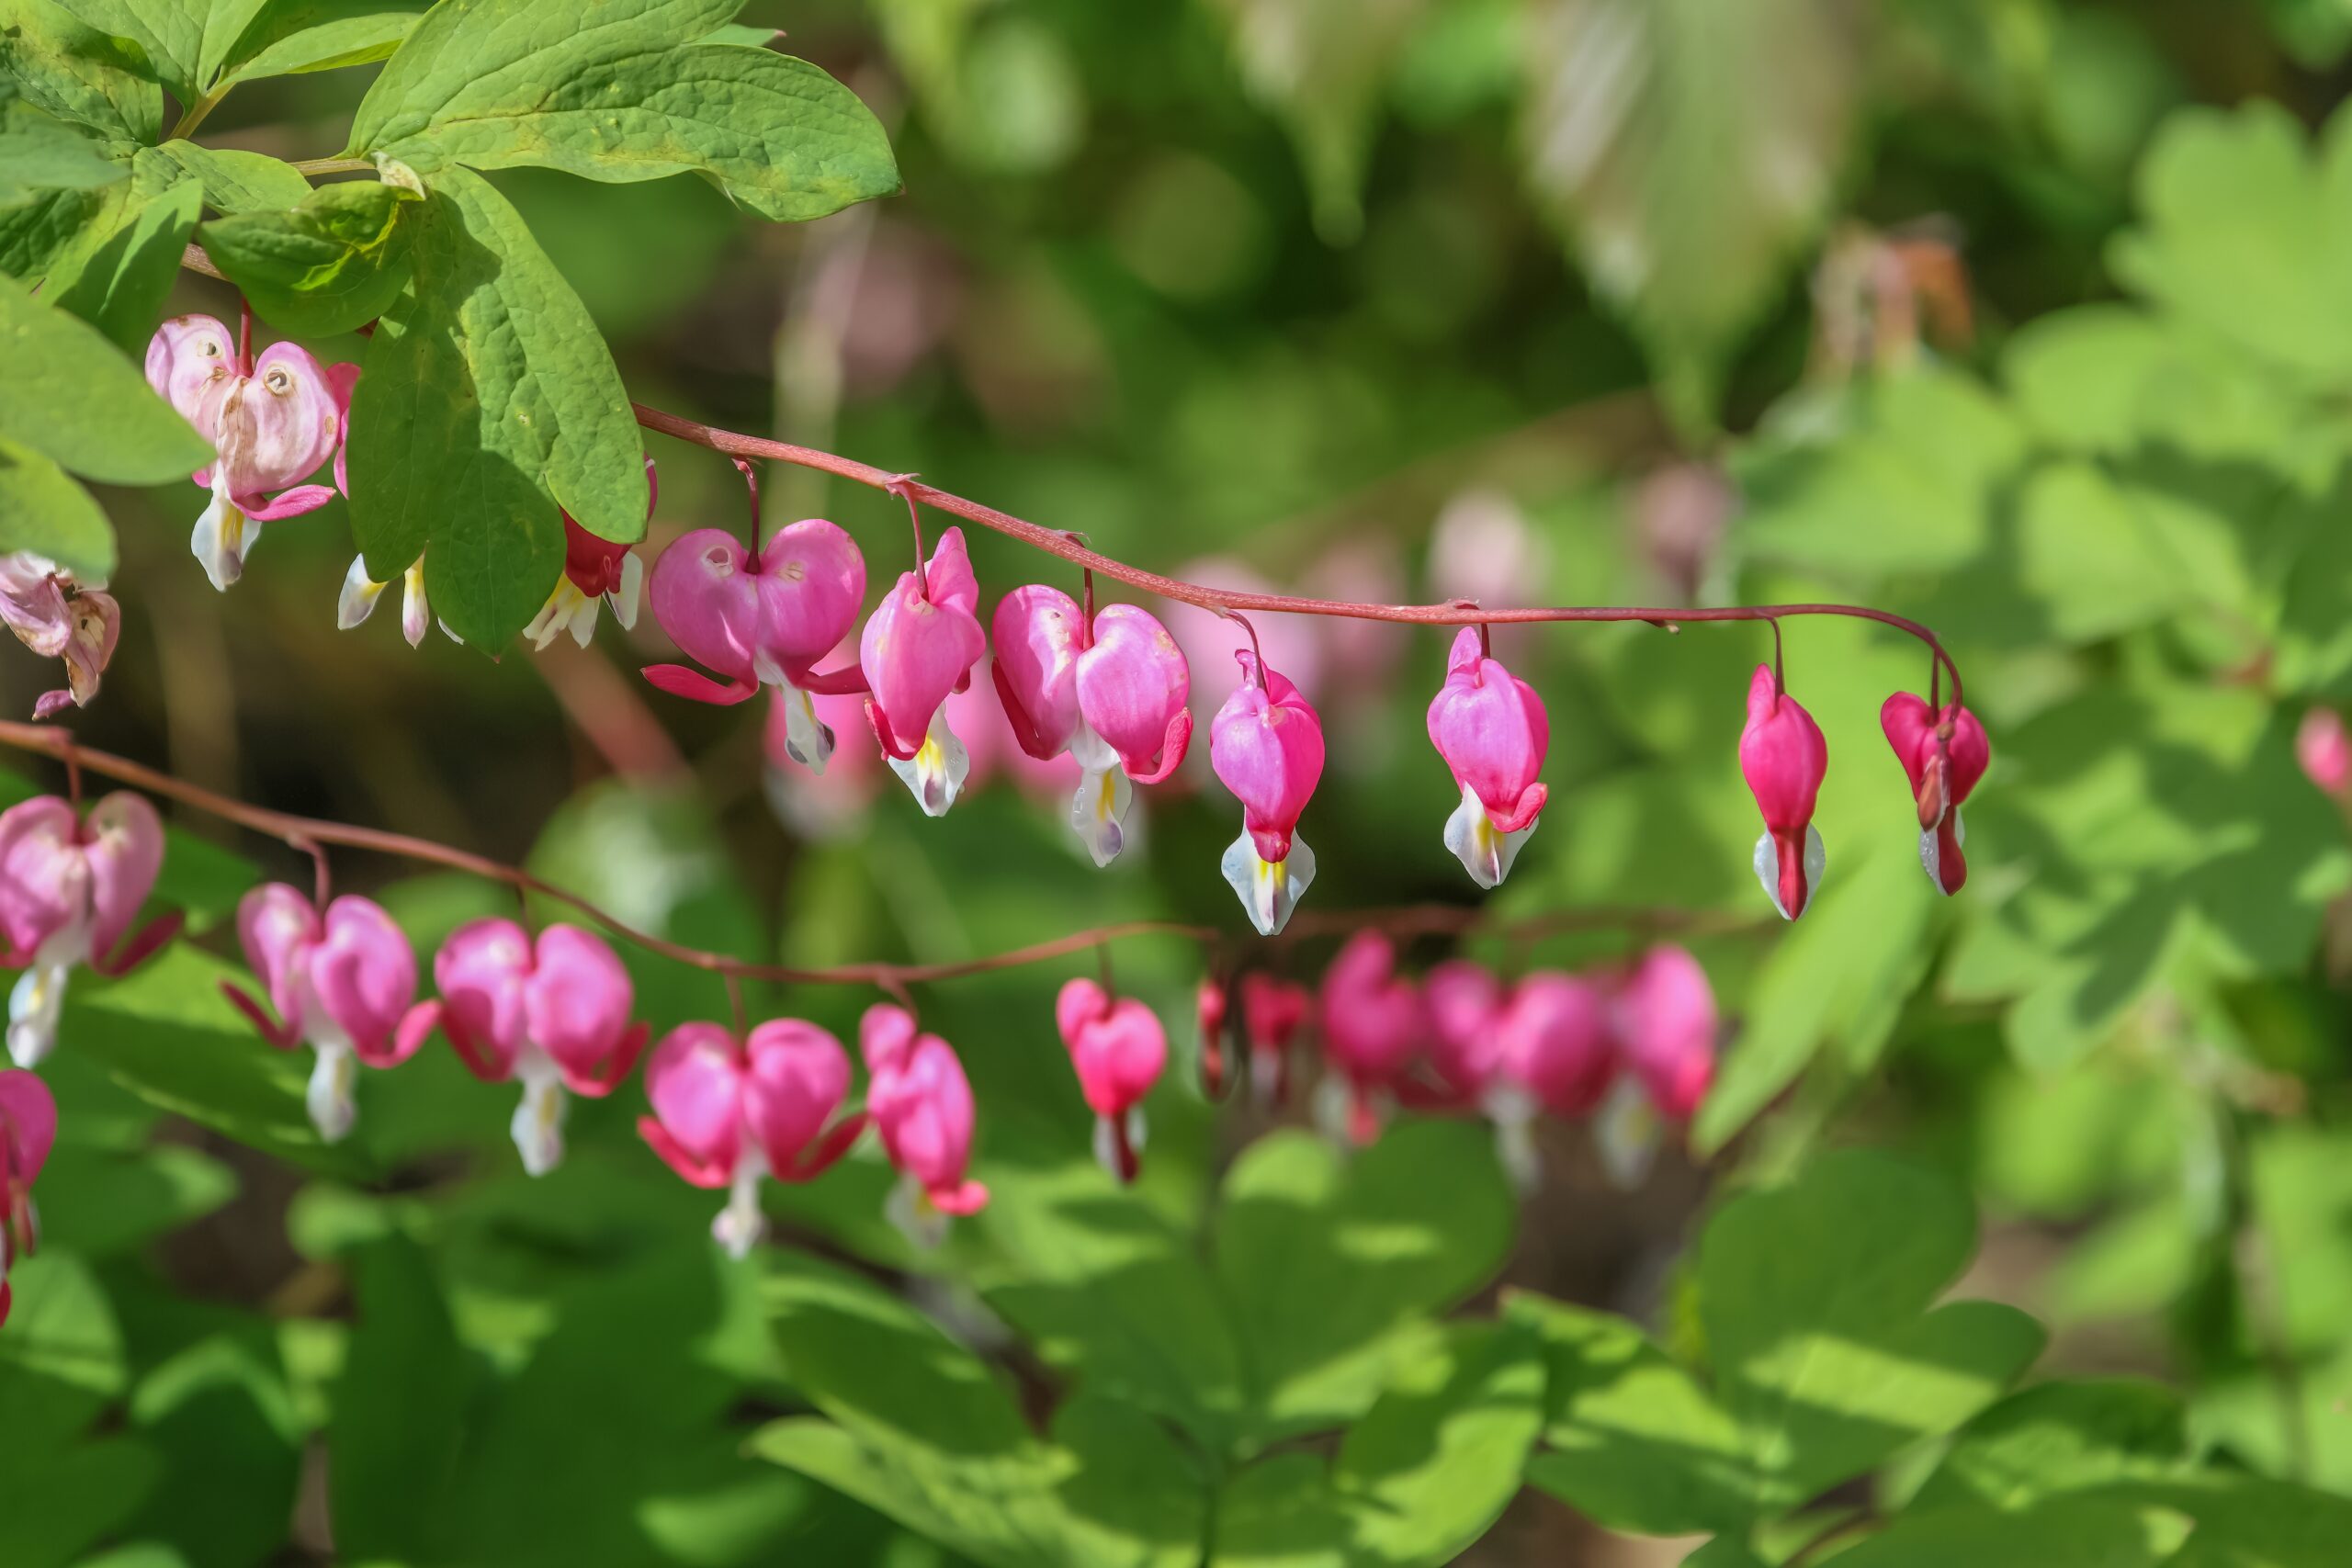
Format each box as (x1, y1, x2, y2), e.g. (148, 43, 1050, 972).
(167, 84, 232, 141)
(290, 156, 374, 175)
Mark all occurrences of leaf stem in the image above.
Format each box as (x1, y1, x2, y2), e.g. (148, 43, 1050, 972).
(167, 85, 233, 141)
(289, 156, 375, 176)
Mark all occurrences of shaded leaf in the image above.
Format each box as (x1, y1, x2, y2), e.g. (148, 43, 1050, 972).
(0, 91, 125, 204)
(206, 0, 424, 85)
(0, 0, 166, 141)
(0, 434, 114, 579)
(199, 176, 413, 335)
(48, 174, 198, 353)
(0, 274, 213, 482)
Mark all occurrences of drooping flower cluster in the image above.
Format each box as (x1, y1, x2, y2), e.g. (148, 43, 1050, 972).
(147, 315, 356, 592)
(1055, 977, 1167, 1179)
(1738, 665, 1992, 918)
(0, 555, 119, 720)
(1202, 932, 1721, 1190)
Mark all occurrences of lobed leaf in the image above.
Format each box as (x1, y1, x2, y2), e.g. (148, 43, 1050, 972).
(138, 139, 309, 211)
(199, 176, 413, 335)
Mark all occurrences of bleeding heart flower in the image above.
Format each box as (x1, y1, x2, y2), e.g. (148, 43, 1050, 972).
(1426, 627, 1549, 888)
(639, 1018, 869, 1258)
(145, 316, 356, 592)
(0, 555, 120, 722)
(524, 459, 659, 652)
(0, 793, 174, 1068)
(406, 919, 649, 1175)
(1054, 978, 1168, 1181)
(1211, 649, 1326, 934)
(0, 1068, 55, 1330)
(1424, 959, 1506, 1105)
(2300, 709, 2351, 801)
(1881, 692, 1990, 895)
(1739, 665, 1829, 919)
(861, 529, 987, 816)
(1240, 972, 1311, 1108)
(1594, 945, 1718, 1190)
(1317, 932, 1428, 1145)
(1195, 977, 1230, 1099)
(992, 586, 1192, 865)
(860, 1003, 987, 1240)
(220, 886, 424, 1143)
(647, 512, 868, 782)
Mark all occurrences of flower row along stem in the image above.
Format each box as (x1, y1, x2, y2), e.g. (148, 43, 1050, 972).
(0, 724, 1749, 992)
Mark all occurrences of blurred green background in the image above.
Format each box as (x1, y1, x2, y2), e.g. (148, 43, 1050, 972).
(14, 0, 2352, 1563)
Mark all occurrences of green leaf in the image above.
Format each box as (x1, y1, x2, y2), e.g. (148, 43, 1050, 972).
(0, 275, 213, 482)
(346, 166, 643, 645)
(0, 1251, 129, 1440)
(139, 140, 307, 211)
(1691, 844, 1935, 1156)
(327, 1235, 470, 1565)
(2109, 99, 2352, 384)
(48, 175, 198, 353)
(1911, 1380, 2192, 1515)
(37, 1142, 236, 1256)
(0, 0, 165, 141)
(1215, 1324, 1546, 1567)
(975, 1143, 1249, 1450)
(44, 0, 205, 101)
(371, 43, 899, 222)
(1828, 1496, 2188, 1568)
(867, 0, 1080, 178)
(1214, 1120, 1515, 1445)
(0, 92, 126, 204)
(205, 0, 424, 87)
(0, 435, 115, 578)
(0, 185, 108, 279)
(347, 0, 738, 156)
(755, 1252, 1204, 1568)
(1510, 1293, 1755, 1536)
(1520, 0, 1860, 425)
(199, 177, 413, 335)
(1697, 1150, 2046, 1509)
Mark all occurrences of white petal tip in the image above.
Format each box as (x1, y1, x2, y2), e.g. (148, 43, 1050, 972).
(1221, 831, 1315, 935)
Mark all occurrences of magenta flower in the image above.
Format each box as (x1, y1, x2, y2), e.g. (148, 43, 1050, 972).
(1317, 932, 1429, 1145)
(860, 1003, 987, 1238)
(405, 919, 649, 1175)
(145, 315, 356, 592)
(1054, 978, 1168, 1182)
(992, 586, 1192, 865)
(1739, 665, 1829, 919)
(221, 886, 424, 1143)
(1210, 649, 1326, 934)
(1595, 945, 1718, 1190)
(1240, 972, 1311, 1108)
(0, 554, 119, 721)
(860, 529, 987, 815)
(639, 1019, 869, 1258)
(648, 514, 867, 773)
(1479, 971, 1612, 1188)
(1426, 627, 1549, 888)
(1881, 693, 1991, 895)
(2301, 710, 2352, 801)
(0, 1068, 54, 1329)
(1424, 958, 1506, 1105)
(0, 793, 172, 1068)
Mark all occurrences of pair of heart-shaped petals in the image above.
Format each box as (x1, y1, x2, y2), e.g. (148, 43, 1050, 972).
(645, 522, 868, 705)
(990, 587, 1192, 783)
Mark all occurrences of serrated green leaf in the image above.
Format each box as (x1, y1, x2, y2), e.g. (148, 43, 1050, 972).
(1510, 1292, 1755, 1536)
(0, 435, 115, 578)
(347, 0, 737, 156)
(1520, 0, 1860, 426)
(0, 93, 126, 204)
(346, 166, 642, 645)
(0, 275, 213, 482)
(206, 0, 424, 86)
(1214, 1120, 1515, 1445)
(1699, 1150, 2046, 1509)
(0, 0, 165, 141)
(48, 174, 197, 352)
(45, 0, 205, 101)
(199, 176, 412, 335)
(376, 42, 899, 222)
(139, 139, 307, 211)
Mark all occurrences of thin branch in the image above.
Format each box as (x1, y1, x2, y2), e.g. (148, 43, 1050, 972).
(0, 724, 1737, 993)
